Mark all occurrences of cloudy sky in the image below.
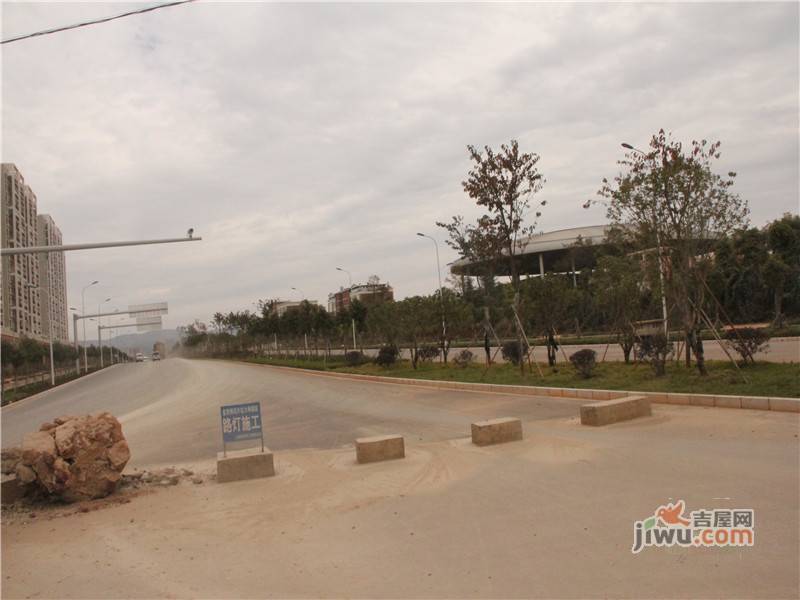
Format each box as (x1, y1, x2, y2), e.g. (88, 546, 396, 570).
(2, 1, 798, 336)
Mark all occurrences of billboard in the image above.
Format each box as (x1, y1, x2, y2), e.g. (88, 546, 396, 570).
(128, 302, 168, 318)
(136, 315, 162, 332)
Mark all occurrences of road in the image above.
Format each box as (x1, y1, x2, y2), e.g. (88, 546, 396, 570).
(2, 358, 799, 598)
(2, 358, 581, 467)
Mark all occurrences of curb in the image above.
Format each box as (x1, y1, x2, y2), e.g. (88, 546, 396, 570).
(238, 360, 800, 414)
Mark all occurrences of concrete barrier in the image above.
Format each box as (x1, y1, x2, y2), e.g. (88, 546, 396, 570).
(580, 395, 652, 426)
(471, 417, 523, 446)
(355, 434, 405, 464)
(217, 447, 275, 483)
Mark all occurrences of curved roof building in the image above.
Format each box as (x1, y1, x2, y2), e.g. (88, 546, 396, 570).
(449, 224, 612, 278)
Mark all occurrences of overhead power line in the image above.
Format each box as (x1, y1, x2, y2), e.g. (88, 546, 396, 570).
(1, 0, 197, 45)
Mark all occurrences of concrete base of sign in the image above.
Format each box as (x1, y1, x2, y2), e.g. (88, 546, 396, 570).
(355, 435, 405, 464)
(471, 417, 523, 446)
(580, 395, 652, 426)
(216, 447, 275, 483)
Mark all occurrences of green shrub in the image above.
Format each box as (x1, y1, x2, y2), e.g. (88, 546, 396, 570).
(569, 349, 597, 378)
(375, 345, 400, 368)
(344, 351, 366, 366)
(636, 334, 673, 377)
(724, 327, 770, 364)
(418, 344, 441, 362)
(501, 341, 528, 366)
(453, 349, 474, 368)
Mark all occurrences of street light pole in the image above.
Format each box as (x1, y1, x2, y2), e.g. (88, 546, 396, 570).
(81, 280, 98, 373)
(336, 267, 357, 350)
(291, 287, 309, 355)
(97, 297, 111, 368)
(621, 142, 669, 338)
(417, 233, 447, 360)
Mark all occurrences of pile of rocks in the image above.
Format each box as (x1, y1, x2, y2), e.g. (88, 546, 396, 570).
(2, 412, 130, 503)
(122, 467, 205, 488)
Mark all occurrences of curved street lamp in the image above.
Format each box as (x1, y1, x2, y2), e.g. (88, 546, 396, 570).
(416, 232, 447, 360)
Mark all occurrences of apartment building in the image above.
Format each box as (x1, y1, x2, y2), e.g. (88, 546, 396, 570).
(1, 164, 68, 343)
(327, 281, 394, 314)
(37, 214, 69, 342)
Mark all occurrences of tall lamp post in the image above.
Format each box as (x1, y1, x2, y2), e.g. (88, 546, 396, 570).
(335, 267, 358, 350)
(291, 287, 309, 354)
(96, 298, 111, 368)
(621, 142, 669, 338)
(81, 280, 98, 373)
(416, 233, 447, 359)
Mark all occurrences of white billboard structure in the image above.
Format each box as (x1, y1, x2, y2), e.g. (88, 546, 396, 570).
(136, 315, 163, 332)
(128, 302, 168, 318)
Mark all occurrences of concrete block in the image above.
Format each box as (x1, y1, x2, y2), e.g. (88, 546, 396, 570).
(1, 474, 26, 505)
(689, 394, 716, 407)
(769, 398, 800, 413)
(714, 395, 742, 409)
(216, 447, 275, 483)
(741, 396, 770, 411)
(580, 395, 652, 426)
(355, 434, 405, 464)
(560, 388, 579, 398)
(471, 417, 523, 446)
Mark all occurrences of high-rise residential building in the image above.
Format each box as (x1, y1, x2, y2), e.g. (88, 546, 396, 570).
(1, 163, 68, 343)
(1, 164, 43, 340)
(37, 214, 69, 342)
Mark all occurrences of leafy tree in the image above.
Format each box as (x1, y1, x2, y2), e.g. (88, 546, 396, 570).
(765, 213, 800, 327)
(591, 255, 652, 363)
(600, 130, 749, 375)
(440, 139, 547, 374)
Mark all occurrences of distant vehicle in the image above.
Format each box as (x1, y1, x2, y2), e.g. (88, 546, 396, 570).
(135, 352, 144, 362)
(152, 351, 161, 361)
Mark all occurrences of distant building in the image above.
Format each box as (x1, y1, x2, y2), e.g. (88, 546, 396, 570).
(37, 215, 69, 342)
(1, 164, 68, 343)
(271, 299, 319, 317)
(327, 281, 394, 314)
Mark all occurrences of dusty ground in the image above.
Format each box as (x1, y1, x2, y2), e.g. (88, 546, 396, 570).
(2, 401, 798, 599)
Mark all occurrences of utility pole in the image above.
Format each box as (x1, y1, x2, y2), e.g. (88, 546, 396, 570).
(81, 281, 98, 373)
(417, 233, 447, 361)
(336, 267, 357, 350)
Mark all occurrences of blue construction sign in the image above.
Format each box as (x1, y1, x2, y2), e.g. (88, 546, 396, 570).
(220, 402, 264, 444)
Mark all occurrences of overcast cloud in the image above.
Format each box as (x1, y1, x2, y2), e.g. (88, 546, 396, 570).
(2, 1, 798, 335)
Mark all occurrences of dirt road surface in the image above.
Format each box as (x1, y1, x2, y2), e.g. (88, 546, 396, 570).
(2, 359, 798, 598)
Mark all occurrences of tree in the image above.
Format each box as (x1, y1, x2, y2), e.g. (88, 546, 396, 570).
(591, 255, 652, 363)
(440, 139, 547, 374)
(765, 214, 800, 327)
(460, 140, 547, 289)
(600, 130, 749, 375)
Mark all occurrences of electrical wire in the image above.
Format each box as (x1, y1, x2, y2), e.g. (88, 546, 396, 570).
(1, 0, 197, 45)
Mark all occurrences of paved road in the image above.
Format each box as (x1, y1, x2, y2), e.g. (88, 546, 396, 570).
(1, 358, 581, 467)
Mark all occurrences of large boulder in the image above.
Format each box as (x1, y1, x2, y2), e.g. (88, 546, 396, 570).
(9, 412, 130, 502)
